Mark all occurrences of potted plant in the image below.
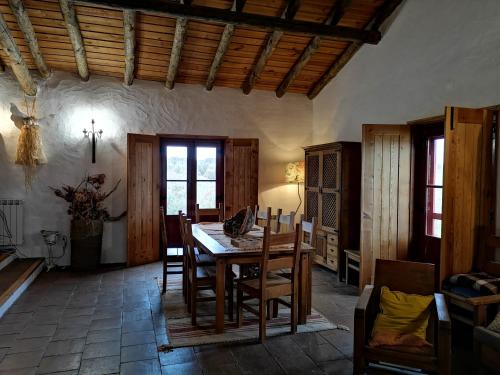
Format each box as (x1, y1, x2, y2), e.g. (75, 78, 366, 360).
(51, 174, 125, 270)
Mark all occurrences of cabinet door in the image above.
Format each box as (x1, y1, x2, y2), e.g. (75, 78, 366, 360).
(360, 125, 411, 288)
(305, 151, 321, 222)
(322, 150, 341, 191)
(321, 191, 340, 232)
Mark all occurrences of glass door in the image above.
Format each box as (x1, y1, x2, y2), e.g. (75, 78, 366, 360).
(161, 138, 223, 246)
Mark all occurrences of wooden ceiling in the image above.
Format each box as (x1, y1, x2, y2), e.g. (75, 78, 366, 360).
(0, 0, 402, 98)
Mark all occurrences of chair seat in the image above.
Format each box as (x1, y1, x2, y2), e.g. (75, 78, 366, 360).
(196, 253, 215, 265)
(238, 273, 292, 299)
(364, 346, 437, 371)
(475, 326, 500, 352)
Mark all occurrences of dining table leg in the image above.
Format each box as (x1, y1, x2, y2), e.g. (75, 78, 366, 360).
(215, 258, 226, 334)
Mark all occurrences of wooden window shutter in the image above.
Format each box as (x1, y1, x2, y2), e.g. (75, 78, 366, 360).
(360, 124, 411, 289)
(127, 133, 160, 266)
(440, 107, 494, 283)
(224, 138, 259, 218)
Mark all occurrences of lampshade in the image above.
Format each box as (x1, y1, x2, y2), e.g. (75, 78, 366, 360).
(285, 161, 305, 183)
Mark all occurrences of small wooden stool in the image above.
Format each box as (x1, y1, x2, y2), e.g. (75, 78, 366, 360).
(344, 249, 360, 285)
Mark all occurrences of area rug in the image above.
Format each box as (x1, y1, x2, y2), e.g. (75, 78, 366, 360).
(156, 275, 348, 348)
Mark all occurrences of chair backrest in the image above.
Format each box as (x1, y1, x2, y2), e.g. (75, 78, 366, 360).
(180, 214, 197, 267)
(374, 259, 435, 296)
(178, 210, 186, 248)
(160, 206, 168, 249)
(260, 224, 302, 288)
(195, 203, 223, 223)
(300, 215, 317, 247)
(254, 205, 272, 228)
(275, 209, 296, 233)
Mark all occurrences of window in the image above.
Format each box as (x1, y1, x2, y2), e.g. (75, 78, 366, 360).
(162, 139, 223, 216)
(425, 137, 444, 238)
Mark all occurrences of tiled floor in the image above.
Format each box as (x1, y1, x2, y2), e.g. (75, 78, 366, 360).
(0, 262, 486, 375)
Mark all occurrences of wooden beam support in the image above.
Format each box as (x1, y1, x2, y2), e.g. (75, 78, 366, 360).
(165, 17, 187, 89)
(8, 0, 50, 78)
(205, 0, 245, 91)
(276, 0, 350, 97)
(59, 0, 89, 81)
(241, 0, 303, 95)
(307, 0, 402, 99)
(0, 13, 37, 95)
(123, 9, 135, 85)
(77, 0, 380, 43)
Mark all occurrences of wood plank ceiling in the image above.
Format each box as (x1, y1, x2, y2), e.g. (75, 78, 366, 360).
(0, 0, 401, 98)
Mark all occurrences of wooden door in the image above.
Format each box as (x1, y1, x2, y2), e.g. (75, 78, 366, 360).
(440, 107, 494, 283)
(224, 138, 259, 218)
(360, 125, 411, 288)
(127, 133, 160, 266)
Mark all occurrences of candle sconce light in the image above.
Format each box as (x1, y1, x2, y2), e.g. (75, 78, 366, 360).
(83, 119, 103, 164)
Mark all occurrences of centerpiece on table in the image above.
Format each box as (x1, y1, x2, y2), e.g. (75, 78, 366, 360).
(223, 206, 255, 238)
(51, 174, 125, 270)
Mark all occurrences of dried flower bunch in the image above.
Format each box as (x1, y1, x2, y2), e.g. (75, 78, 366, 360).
(51, 174, 124, 222)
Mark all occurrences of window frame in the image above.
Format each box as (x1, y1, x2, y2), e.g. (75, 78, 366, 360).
(425, 136, 444, 238)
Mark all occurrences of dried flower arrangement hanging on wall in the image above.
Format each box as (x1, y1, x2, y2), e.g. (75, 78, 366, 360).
(15, 96, 47, 189)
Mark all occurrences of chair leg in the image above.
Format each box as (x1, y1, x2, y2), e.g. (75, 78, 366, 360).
(259, 298, 267, 343)
(291, 291, 297, 334)
(237, 288, 243, 328)
(186, 279, 192, 313)
(272, 299, 279, 318)
(266, 300, 272, 321)
(227, 273, 234, 322)
(162, 255, 167, 294)
(191, 281, 197, 326)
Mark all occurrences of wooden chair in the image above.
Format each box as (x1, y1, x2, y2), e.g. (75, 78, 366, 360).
(195, 203, 224, 223)
(474, 305, 500, 373)
(275, 209, 296, 233)
(354, 259, 451, 375)
(236, 224, 302, 343)
(254, 205, 272, 228)
(182, 215, 234, 325)
(161, 206, 183, 294)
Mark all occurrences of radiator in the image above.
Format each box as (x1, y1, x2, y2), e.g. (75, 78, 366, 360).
(0, 200, 24, 246)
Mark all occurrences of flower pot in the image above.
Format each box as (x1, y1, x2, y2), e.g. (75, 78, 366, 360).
(70, 219, 103, 271)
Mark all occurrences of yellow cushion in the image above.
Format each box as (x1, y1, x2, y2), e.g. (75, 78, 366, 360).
(372, 286, 434, 341)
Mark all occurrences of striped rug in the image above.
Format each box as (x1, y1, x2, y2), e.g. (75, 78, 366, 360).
(156, 274, 347, 348)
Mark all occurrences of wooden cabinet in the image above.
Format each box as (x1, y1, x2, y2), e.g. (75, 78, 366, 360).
(304, 142, 361, 281)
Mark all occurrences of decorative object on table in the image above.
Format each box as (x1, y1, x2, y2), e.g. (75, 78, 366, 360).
(285, 161, 304, 213)
(15, 96, 47, 189)
(230, 237, 262, 249)
(40, 230, 67, 271)
(51, 174, 125, 270)
(223, 206, 255, 237)
(83, 119, 103, 164)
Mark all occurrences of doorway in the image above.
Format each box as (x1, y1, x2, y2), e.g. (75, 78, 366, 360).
(160, 138, 224, 246)
(411, 121, 445, 269)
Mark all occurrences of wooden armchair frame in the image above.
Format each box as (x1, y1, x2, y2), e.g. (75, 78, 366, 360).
(195, 203, 224, 223)
(354, 259, 451, 375)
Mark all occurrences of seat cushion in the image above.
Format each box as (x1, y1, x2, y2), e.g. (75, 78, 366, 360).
(487, 311, 500, 334)
(474, 326, 500, 352)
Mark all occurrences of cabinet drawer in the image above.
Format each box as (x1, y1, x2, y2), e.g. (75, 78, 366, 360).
(327, 257, 338, 271)
(327, 245, 338, 259)
(327, 234, 338, 246)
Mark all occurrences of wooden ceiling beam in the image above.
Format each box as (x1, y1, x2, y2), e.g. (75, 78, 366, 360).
(8, 0, 50, 78)
(276, 0, 351, 98)
(241, 0, 303, 95)
(205, 0, 245, 91)
(0, 13, 37, 95)
(59, 0, 89, 81)
(307, 0, 403, 99)
(165, 17, 187, 89)
(123, 9, 135, 85)
(77, 0, 380, 43)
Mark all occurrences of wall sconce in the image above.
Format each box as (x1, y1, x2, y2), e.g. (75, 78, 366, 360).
(285, 161, 305, 213)
(83, 119, 103, 164)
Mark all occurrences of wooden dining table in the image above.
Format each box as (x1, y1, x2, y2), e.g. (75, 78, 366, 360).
(191, 222, 314, 334)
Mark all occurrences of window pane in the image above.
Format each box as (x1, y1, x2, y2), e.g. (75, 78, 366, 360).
(197, 181, 216, 209)
(167, 146, 187, 180)
(166, 181, 187, 215)
(427, 137, 444, 186)
(426, 187, 442, 238)
(196, 147, 216, 180)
